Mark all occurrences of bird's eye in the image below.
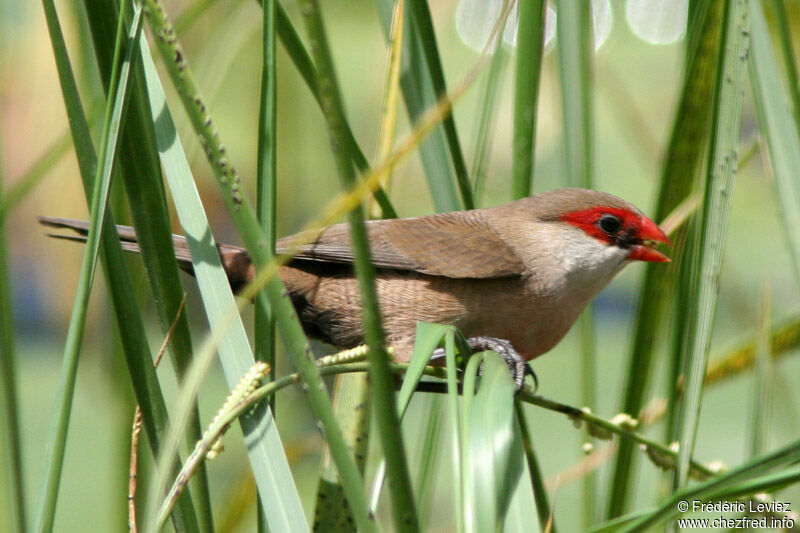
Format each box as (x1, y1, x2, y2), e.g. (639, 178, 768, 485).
(598, 214, 622, 235)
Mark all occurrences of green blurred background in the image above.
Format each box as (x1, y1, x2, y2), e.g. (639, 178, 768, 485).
(2, 0, 799, 530)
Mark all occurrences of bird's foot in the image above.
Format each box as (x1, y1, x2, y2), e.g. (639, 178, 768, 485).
(431, 336, 536, 392)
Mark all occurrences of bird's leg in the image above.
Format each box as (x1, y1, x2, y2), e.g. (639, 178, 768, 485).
(431, 336, 536, 392)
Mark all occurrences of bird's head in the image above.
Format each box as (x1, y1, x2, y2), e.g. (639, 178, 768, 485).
(559, 205, 671, 263)
(532, 188, 671, 264)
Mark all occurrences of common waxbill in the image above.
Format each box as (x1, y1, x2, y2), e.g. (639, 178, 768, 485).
(39, 188, 670, 386)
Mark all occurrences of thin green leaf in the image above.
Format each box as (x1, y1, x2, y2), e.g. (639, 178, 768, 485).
(83, 0, 214, 524)
(607, 0, 723, 516)
(313, 373, 371, 531)
(375, 0, 462, 213)
(369, 322, 450, 516)
(36, 4, 150, 531)
(749, 0, 800, 282)
(407, 0, 474, 209)
(515, 401, 553, 533)
(0, 130, 26, 533)
(271, 1, 397, 218)
(413, 396, 444, 528)
(138, 41, 309, 532)
(674, 0, 750, 490)
(298, 1, 418, 529)
(749, 283, 773, 457)
(556, 1, 596, 524)
(42, 0, 198, 527)
(622, 437, 800, 531)
(470, 46, 508, 203)
(767, 0, 800, 126)
(255, 0, 277, 408)
(463, 352, 522, 532)
(445, 329, 464, 533)
(512, 0, 546, 199)
(141, 0, 373, 530)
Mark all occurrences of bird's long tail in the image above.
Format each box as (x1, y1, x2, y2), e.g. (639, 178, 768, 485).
(37, 216, 256, 296)
(37, 216, 197, 273)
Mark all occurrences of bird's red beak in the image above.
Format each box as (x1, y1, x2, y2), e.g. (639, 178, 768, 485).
(628, 215, 671, 263)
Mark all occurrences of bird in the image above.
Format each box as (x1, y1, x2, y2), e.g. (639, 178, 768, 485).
(39, 188, 670, 388)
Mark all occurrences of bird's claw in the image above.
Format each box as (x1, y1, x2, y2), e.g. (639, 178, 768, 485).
(466, 336, 536, 392)
(431, 336, 537, 393)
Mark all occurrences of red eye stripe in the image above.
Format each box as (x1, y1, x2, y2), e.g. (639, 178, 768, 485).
(559, 206, 640, 243)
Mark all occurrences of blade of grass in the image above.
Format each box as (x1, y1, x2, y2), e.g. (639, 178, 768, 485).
(515, 400, 554, 533)
(607, 0, 723, 516)
(375, 0, 462, 213)
(255, 1, 278, 528)
(512, 0, 546, 199)
(749, 0, 800, 283)
(748, 282, 772, 457)
(407, 0, 474, 209)
(470, 45, 508, 203)
(139, 40, 309, 532)
(369, 321, 450, 512)
(298, 1, 418, 528)
(673, 0, 750, 491)
(268, 0, 397, 218)
(82, 0, 215, 525)
(0, 137, 26, 533)
(413, 395, 443, 527)
(462, 352, 522, 532)
(36, 4, 152, 531)
(313, 373, 371, 530)
(556, 0, 596, 525)
(42, 0, 200, 529)
(369, 0, 405, 219)
(622, 438, 800, 531)
(141, 1, 377, 530)
(444, 329, 464, 533)
(767, 0, 800, 126)
(256, 0, 277, 410)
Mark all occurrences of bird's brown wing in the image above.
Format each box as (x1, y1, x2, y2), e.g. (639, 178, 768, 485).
(277, 211, 524, 279)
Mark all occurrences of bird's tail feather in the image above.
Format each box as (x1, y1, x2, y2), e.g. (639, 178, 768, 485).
(37, 216, 195, 273)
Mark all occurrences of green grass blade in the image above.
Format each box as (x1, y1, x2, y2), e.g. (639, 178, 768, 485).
(444, 330, 464, 532)
(36, 4, 153, 531)
(42, 0, 199, 528)
(767, 0, 800, 125)
(314, 373, 371, 530)
(139, 42, 309, 531)
(621, 437, 800, 531)
(515, 401, 553, 533)
(413, 396, 444, 527)
(748, 285, 772, 457)
(749, 0, 800, 282)
(375, 0, 462, 213)
(270, 1, 397, 219)
(256, 0, 277, 407)
(0, 141, 26, 533)
(607, 0, 723, 516)
(470, 46, 508, 203)
(142, 0, 379, 530)
(673, 0, 750, 491)
(82, 0, 215, 525)
(462, 352, 523, 531)
(512, 0, 546, 199)
(369, 321, 449, 511)
(463, 352, 522, 532)
(256, 1, 278, 528)
(298, 1, 418, 528)
(407, 0, 473, 210)
(556, 1, 596, 525)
